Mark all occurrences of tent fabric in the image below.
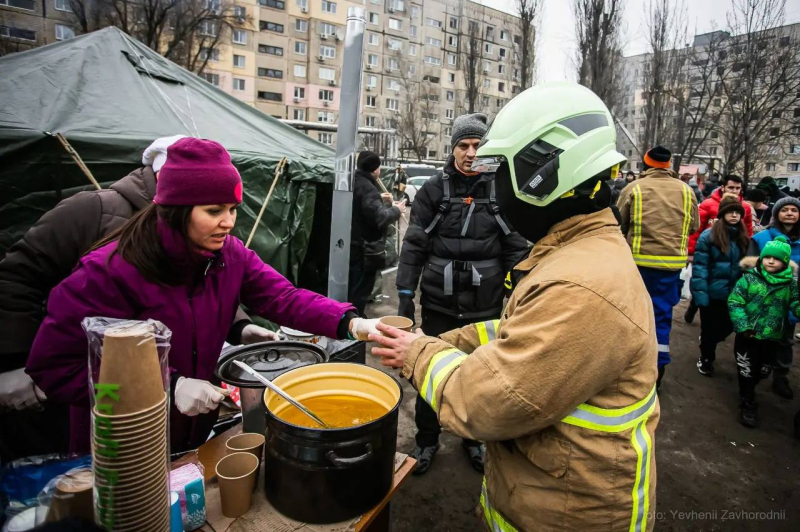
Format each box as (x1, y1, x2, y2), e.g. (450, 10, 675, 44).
(0, 27, 335, 282)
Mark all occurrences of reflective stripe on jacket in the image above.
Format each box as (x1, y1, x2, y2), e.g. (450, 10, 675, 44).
(403, 210, 660, 531)
(617, 168, 699, 270)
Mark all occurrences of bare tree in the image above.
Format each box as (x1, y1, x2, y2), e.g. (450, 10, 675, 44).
(463, 19, 484, 114)
(715, 0, 800, 182)
(393, 51, 438, 162)
(573, 0, 626, 111)
(515, 0, 541, 90)
(66, 0, 106, 33)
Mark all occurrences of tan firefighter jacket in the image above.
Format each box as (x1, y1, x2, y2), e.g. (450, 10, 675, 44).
(617, 168, 699, 270)
(402, 210, 660, 531)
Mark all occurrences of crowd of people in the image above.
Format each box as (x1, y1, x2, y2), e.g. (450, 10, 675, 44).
(1, 80, 798, 531)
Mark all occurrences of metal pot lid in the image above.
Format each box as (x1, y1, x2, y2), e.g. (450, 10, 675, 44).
(215, 341, 328, 387)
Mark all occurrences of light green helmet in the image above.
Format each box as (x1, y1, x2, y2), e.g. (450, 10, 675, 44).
(474, 82, 626, 207)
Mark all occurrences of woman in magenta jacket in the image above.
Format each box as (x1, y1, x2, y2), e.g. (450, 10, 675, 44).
(26, 138, 377, 453)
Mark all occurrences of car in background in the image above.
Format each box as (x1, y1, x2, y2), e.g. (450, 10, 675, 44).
(401, 164, 439, 204)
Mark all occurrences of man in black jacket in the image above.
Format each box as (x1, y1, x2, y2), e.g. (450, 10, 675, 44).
(0, 136, 276, 462)
(348, 151, 405, 314)
(395, 113, 529, 475)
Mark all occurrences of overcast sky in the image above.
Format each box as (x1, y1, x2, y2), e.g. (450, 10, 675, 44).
(479, 0, 800, 83)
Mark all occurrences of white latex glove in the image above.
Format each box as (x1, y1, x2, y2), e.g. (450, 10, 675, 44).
(240, 323, 281, 344)
(0, 368, 46, 411)
(174, 377, 228, 416)
(350, 318, 381, 341)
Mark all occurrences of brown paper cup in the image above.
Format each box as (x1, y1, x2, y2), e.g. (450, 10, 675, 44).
(379, 316, 413, 332)
(93, 395, 167, 424)
(97, 324, 164, 415)
(225, 433, 265, 460)
(45, 469, 93, 522)
(216, 452, 259, 518)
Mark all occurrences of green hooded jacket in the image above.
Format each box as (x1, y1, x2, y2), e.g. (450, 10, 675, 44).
(728, 256, 800, 340)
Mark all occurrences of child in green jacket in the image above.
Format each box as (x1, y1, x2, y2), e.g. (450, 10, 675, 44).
(728, 235, 800, 427)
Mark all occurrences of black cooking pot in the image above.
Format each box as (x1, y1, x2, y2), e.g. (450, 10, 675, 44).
(215, 341, 328, 435)
(263, 362, 403, 523)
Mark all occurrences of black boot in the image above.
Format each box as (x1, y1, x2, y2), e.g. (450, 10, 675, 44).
(697, 357, 714, 376)
(684, 301, 698, 324)
(656, 365, 665, 394)
(739, 399, 758, 428)
(772, 375, 794, 399)
(410, 444, 440, 476)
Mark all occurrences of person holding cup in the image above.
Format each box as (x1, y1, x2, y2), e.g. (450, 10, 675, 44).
(26, 138, 380, 454)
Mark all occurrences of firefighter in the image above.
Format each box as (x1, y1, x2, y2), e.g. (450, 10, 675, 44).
(395, 112, 529, 474)
(372, 83, 659, 531)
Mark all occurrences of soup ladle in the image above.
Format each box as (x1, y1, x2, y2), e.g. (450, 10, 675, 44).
(232, 360, 331, 429)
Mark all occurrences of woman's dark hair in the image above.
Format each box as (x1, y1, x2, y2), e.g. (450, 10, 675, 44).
(92, 204, 193, 285)
(711, 214, 749, 255)
(745, 188, 768, 203)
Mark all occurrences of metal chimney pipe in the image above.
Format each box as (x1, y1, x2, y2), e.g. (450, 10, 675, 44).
(327, 6, 367, 301)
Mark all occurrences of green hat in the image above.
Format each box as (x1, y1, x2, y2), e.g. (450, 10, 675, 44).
(760, 235, 791, 265)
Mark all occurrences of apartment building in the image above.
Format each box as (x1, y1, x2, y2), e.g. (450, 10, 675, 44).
(615, 24, 800, 180)
(2, 0, 524, 160)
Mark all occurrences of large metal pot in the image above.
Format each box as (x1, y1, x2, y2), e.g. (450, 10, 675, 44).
(215, 341, 328, 434)
(263, 363, 402, 523)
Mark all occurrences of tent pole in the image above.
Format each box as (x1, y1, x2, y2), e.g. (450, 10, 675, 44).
(327, 6, 366, 302)
(246, 157, 287, 249)
(54, 133, 101, 190)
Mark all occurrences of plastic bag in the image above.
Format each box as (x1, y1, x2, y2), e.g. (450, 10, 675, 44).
(680, 264, 692, 300)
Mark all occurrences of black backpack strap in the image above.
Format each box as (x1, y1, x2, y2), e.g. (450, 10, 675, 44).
(489, 179, 512, 236)
(424, 174, 451, 234)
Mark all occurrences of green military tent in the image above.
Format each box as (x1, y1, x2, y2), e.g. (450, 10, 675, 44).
(0, 26, 337, 288)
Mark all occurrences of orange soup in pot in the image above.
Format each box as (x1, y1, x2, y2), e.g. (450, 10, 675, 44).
(278, 395, 388, 429)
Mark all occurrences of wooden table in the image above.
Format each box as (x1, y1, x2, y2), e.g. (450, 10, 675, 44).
(173, 424, 416, 532)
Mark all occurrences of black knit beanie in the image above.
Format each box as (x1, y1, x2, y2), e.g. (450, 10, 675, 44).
(357, 151, 381, 172)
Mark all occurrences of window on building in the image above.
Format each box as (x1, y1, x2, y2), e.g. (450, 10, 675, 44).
(233, 54, 246, 68)
(766, 162, 777, 171)
(408, 44, 417, 56)
(365, 116, 376, 127)
(369, 12, 379, 25)
(258, 68, 283, 79)
(788, 163, 800, 172)
(319, 89, 334, 101)
(443, 126, 452, 136)
(296, 0, 308, 10)
(368, 33, 379, 45)
(368, 53, 379, 66)
(55, 0, 72, 12)
(795, 108, 800, 118)
(260, 21, 284, 32)
(259, 0, 285, 8)
(319, 22, 336, 36)
(447, 17, 458, 30)
(258, 91, 283, 101)
(293, 42, 306, 55)
(389, 0, 404, 10)
(486, 26, 494, 40)
(233, 78, 245, 91)
(294, 64, 307, 77)
(0, 24, 36, 40)
(769, 128, 779, 137)
(425, 18, 442, 29)
(200, 73, 220, 86)
(791, 144, 800, 154)
(447, 35, 457, 47)
(498, 64, 505, 74)
(445, 108, 454, 120)
(513, 68, 519, 80)
(321, 0, 336, 14)
(260, 44, 284, 55)
(295, 19, 308, 32)
(388, 57, 399, 70)
(387, 98, 399, 110)
(497, 99, 504, 108)
(54, 23, 75, 41)
(484, 42, 493, 55)
(425, 36, 442, 47)
(483, 61, 491, 73)
(367, 74, 377, 87)
(422, 111, 437, 120)
(319, 67, 335, 81)
(411, 5, 419, 19)
(294, 86, 306, 98)
(232, 29, 246, 44)
(200, 47, 220, 61)
(320, 45, 336, 58)
(388, 38, 402, 51)
(500, 30, 508, 41)
(388, 78, 400, 91)
(293, 109, 306, 121)
(389, 18, 402, 31)
(448, 72, 455, 83)
(499, 47, 506, 59)
(318, 111, 335, 123)
(318, 133, 333, 145)
(446, 90, 454, 101)
(498, 82, 505, 92)
(366, 95, 377, 107)
(482, 79, 490, 89)
(405, 64, 414, 75)
(424, 55, 441, 66)
(447, 53, 456, 65)
(1, 0, 35, 9)
(200, 21, 219, 37)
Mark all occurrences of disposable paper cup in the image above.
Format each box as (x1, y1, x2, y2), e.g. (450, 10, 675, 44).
(94, 460, 168, 492)
(379, 316, 413, 332)
(93, 433, 167, 463)
(93, 394, 167, 421)
(45, 468, 93, 523)
(225, 433, 265, 459)
(94, 450, 168, 483)
(98, 325, 165, 415)
(216, 452, 259, 518)
(94, 419, 167, 448)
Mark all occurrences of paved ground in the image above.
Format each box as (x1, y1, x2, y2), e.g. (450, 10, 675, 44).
(365, 275, 800, 531)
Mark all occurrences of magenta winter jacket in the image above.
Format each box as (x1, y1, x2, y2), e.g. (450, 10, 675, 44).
(26, 223, 354, 454)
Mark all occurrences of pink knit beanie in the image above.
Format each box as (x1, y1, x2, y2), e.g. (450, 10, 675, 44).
(154, 138, 243, 206)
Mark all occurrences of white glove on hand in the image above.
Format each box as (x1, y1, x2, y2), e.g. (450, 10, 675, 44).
(350, 318, 381, 341)
(174, 377, 227, 416)
(240, 323, 281, 344)
(0, 368, 46, 411)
